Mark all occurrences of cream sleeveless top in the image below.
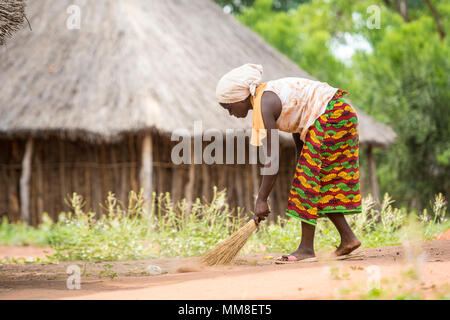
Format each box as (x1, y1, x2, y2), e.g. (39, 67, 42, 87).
(250, 77, 338, 146)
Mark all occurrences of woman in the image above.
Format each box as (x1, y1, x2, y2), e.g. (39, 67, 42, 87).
(216, 64, 362, 262)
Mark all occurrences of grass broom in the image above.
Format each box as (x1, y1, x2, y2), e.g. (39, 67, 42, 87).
(201, 216, 261, 266)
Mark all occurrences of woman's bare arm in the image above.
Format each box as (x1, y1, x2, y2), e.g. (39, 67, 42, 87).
(254, 91, 282, 222)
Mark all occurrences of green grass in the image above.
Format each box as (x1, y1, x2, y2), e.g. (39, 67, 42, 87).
(0, 188, 448, 263)
(337, 266, 450, 300)
(0, 216, 51, 247)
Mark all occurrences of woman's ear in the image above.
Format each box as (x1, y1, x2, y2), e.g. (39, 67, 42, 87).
(246, 94, 253, 108)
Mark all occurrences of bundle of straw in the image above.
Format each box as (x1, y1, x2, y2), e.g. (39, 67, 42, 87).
(0, 0, 26, 46)
(201, 217, 259, 266)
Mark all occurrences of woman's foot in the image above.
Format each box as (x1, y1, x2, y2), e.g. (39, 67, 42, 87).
(326, 213, 361, 257)
(285, 249, 315, 261)
(334, 238, 361, 256)
(281, 221, 317, 261)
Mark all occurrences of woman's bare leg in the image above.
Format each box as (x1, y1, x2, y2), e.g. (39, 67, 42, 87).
(289, 222, 316, 260)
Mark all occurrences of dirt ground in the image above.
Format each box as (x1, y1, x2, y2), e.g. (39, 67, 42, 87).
(0, 240, 449, 300)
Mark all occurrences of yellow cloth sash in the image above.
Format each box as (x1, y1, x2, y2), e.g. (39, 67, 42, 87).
(250, 82, 267, 146)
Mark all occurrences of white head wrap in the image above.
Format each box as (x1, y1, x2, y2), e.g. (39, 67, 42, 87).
(215, 63, 263, 104)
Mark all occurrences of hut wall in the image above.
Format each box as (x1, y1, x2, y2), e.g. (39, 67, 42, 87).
(0, 136, 138, 224)
(0, 133, 363, 225)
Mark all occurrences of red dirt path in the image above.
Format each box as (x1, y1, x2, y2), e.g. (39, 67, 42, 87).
(0, 240, 449, 300)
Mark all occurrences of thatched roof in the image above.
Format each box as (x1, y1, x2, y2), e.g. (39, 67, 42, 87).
(0, 0, 395, 147)
(0, 0, 26, 45)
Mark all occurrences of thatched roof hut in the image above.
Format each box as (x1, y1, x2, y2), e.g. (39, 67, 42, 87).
(0, 0, 26, 45)
(0, 0, 395, 224)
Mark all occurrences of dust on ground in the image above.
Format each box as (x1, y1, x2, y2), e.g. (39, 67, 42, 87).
(0, 240, 449, 299)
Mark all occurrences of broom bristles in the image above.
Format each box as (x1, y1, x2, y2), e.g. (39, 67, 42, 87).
(201, 219, 258, 266)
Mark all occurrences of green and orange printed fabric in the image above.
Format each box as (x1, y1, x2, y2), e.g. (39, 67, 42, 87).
(286, 89, 362, 226)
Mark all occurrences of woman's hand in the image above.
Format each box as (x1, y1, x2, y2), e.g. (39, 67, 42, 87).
(254, 197, 270, 223)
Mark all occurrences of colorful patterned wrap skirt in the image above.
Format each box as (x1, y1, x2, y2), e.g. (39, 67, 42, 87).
(286, 89, 362, 226)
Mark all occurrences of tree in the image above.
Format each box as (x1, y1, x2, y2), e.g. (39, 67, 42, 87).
(351, 9, 450, 208)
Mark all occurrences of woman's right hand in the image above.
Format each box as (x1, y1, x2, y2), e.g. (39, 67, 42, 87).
(254, 197, 270, 224)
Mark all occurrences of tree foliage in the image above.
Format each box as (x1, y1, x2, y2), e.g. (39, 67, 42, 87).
(214, 0, 310, 13)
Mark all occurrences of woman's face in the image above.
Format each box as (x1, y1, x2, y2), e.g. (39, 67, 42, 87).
(219, 98, 251, 118)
